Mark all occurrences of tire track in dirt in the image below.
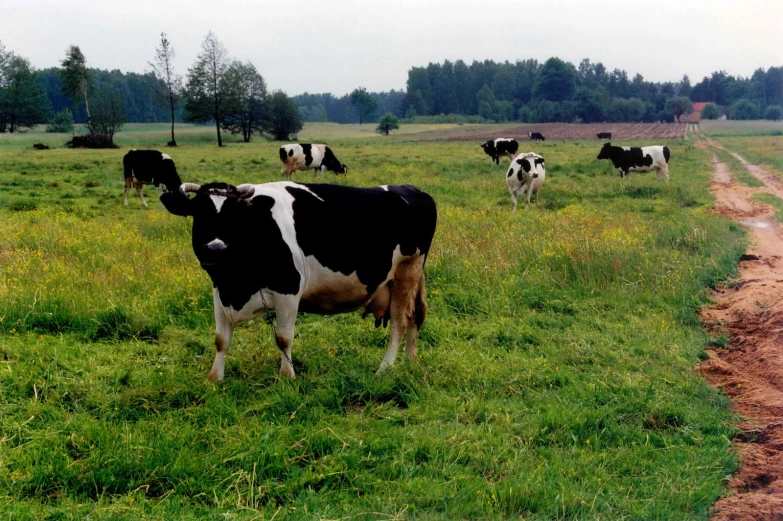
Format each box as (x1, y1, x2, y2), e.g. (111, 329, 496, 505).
(697, 131, 783, 520)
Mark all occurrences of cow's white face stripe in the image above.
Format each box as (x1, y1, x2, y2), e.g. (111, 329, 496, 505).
(206, 239, 227, 250)
(161, 153, 172, 160)
(211, 195, 227, 213)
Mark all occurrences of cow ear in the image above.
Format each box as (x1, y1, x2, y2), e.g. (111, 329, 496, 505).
(160, 191, 193, 216)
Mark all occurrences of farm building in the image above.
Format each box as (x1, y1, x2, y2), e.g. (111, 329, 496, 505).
(682, 102, 711, 123)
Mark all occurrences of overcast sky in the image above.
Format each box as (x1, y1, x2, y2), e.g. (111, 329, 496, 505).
(2, 0, 781, 96)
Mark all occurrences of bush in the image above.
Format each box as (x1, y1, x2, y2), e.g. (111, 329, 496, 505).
(65, 134, 118, 149)
(46, 108, 75, 133)
(700, 103, 723, 120)
(764, 105, 783, 121)
(730, 99, 760, 120)
(376, 112, 400, 135)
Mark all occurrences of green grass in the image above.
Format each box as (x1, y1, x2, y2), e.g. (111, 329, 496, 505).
(711, 147, 765, 187)
(751, 193, 783, 220)
(701, 119, 783, 137)
(713, 136, 783, 178)
(0, 124, 745, 519)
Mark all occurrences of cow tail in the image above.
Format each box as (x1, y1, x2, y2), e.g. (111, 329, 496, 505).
(663, 146, 671, 164)
(123, 155, 132, 180)
(414, 272, 427, 329)
(278, 147, 287, 163)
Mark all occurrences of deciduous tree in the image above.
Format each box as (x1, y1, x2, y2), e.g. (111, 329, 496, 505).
(60, 46, 93, 133)
(221, 61, 267, 142)
(265, 90, 303, 140)
(376, 112, 399, 135)
(149, 32, 182, 145)
(0, 54, 51, 132)
(349, 87, 379, 124)
(184, 32, 230, 146)
(664, 96, 693, 122)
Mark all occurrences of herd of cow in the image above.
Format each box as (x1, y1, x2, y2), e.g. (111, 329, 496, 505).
(121, 136, 672, 381)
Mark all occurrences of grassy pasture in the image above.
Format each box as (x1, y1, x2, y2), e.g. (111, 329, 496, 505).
(0, 124, 746, 519)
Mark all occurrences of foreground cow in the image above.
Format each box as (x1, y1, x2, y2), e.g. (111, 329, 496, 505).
(160, 181, 437, 381)
(528, 132, 545, 141)
(596, 132, 612, 140)
(507, 152, 546, 210)
(597, 142, 671, 181)
(123, 149, 182, 207)
(279, 144, 348, 179)
(480, 138, 519, 165)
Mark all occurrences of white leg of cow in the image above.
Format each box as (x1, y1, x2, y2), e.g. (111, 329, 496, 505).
(404, 272, 426, 360)
(378, 264, 419, 373)
(661, 165, 670, 183)
(136, 183, 148, 208)
(208, 290, 234, 382)
(274, 302, 298, 378)
(509, 187, 518, 212)
(124, 178, 132, 206)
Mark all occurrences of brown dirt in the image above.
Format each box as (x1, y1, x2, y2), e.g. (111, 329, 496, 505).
(698, 134, 783, 520)
(411, 122, 687, 142)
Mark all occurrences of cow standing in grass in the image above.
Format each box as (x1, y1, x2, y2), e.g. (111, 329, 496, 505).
(279, 144, 348, 180)
(507, 152, 546, 211)
(160, 181, 437, 381)
(480, 138, 519, 165)
(123, 149, 182, 207)
(597, 142, 671, 182)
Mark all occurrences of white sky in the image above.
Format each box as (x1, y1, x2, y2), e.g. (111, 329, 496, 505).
(2, 0, 781, 96)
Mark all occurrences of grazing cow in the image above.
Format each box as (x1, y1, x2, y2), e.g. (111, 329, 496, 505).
(528, 132, 545, 141)
(597, 142, 671, 182)
(123, 149, 182, 207)
(279, 144, 348, 179)
(160, 181, 437, 381)
(596, 132, 612, 140)
(480, 138, 519, 165)
(506, 152, 546, 211)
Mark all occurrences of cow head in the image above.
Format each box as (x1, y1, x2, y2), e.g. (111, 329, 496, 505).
(335, 163, 349, 175)
(160, 182, 262, 269)
(597, 142, 614, 160)
(480, 141, 491, 150)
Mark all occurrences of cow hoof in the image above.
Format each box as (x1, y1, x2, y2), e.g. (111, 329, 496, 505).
(279, 367, 296, 379)
(207, 370, 223, 382)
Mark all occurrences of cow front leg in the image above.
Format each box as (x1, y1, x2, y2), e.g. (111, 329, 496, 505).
(274, 300, 298, 378)
(124, 178, 132, 206)
(135, 181, 148, 207)
(509, 187, 519, 212)
(404, 272, 426, 360)
(208, 290, 234, 382)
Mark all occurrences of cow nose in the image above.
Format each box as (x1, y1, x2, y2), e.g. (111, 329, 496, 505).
(206, 239, 227, 251)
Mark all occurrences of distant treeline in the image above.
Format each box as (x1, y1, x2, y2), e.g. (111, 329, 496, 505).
(36, 68, 183, 124)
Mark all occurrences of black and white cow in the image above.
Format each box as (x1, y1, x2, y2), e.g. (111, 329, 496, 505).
(596, 132, 612, 140)
(160, 181, 437, 381)
(506, 152, 546, 211)
(123, 149, 182, 207)
(597, 142, 671, 181)
(480, 138, 519, 165)
(279, 144, 348, 179)
(528, 132, 545, 141)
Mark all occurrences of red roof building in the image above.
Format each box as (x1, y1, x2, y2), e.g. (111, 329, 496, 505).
(683, 102, 709, 123)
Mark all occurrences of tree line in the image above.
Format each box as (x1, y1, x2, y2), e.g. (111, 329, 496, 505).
(1, 35, 781, 142)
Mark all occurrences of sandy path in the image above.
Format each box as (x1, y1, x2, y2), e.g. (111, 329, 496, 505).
(698, 134, 783, 520)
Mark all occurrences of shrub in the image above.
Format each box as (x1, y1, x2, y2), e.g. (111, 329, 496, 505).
(764, 105, 783, 121)
(699, 103, 723, 120)
(730, 99, 760, 120)
(65, 134, 118, 149)
(46, 108, 75, 133)
(376, 112, 400, 135)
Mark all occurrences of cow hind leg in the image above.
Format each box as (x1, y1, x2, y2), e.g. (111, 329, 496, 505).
(208, 290, 234, 382)
(274, 300, 298, 378)
(404, 273, 427, 360)
(135, 180, 148, 207)
(378, 258, 424, 373)
(123, 178, 132, 206)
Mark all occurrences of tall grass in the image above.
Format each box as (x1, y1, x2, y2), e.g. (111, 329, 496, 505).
(0, 129, 744, 519)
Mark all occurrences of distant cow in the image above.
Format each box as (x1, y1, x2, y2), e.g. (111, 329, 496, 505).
(160, 181, 437, 381)
(596, 132, 612, 140)
(597, 142, 670, 182)
(528, 132, 545, 141)
(507, 152, 546, 211)
(279, 144, 348, 179)
(123, 149, 182, 207)
(32, 143, 50, 150)
(480, 138, 519, 165)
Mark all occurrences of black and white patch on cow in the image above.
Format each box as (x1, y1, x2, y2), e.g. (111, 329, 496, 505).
(506, 152, 546, 211)
(596, 132, 612, 140)
(123, 149, 182, 207)
(160, 181, 437, 381)
(528, 132, 545, 141)
(597, 142, 671, 182)
(279, 144, 348, 179)
(480, 138, 519, 165)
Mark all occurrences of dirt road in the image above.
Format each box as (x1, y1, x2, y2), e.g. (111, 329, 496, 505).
(698, 131, 783, 520)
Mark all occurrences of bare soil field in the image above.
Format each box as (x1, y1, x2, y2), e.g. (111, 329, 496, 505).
(410, 122, 687, 142)
(699, 133, 783, 520)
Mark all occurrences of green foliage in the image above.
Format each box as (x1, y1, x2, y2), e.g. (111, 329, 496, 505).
(533, 57, 577, 102)
(349, 86, 379, 124)
(763, 105, 782, 121)
(265, 90, 303, 140)
(0, 54, 51, 132)
(46, 108, 74, 133)
(59, 45, 92, 132)
(730, 99, 760, 120)
(607, 97, 645, 122)
(664, 96, 693, 122)
(700, 102, 723, 120)
(90, 86, 125, 143)
(221, 61, 268, 142)
(375, 112, 399, 135)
